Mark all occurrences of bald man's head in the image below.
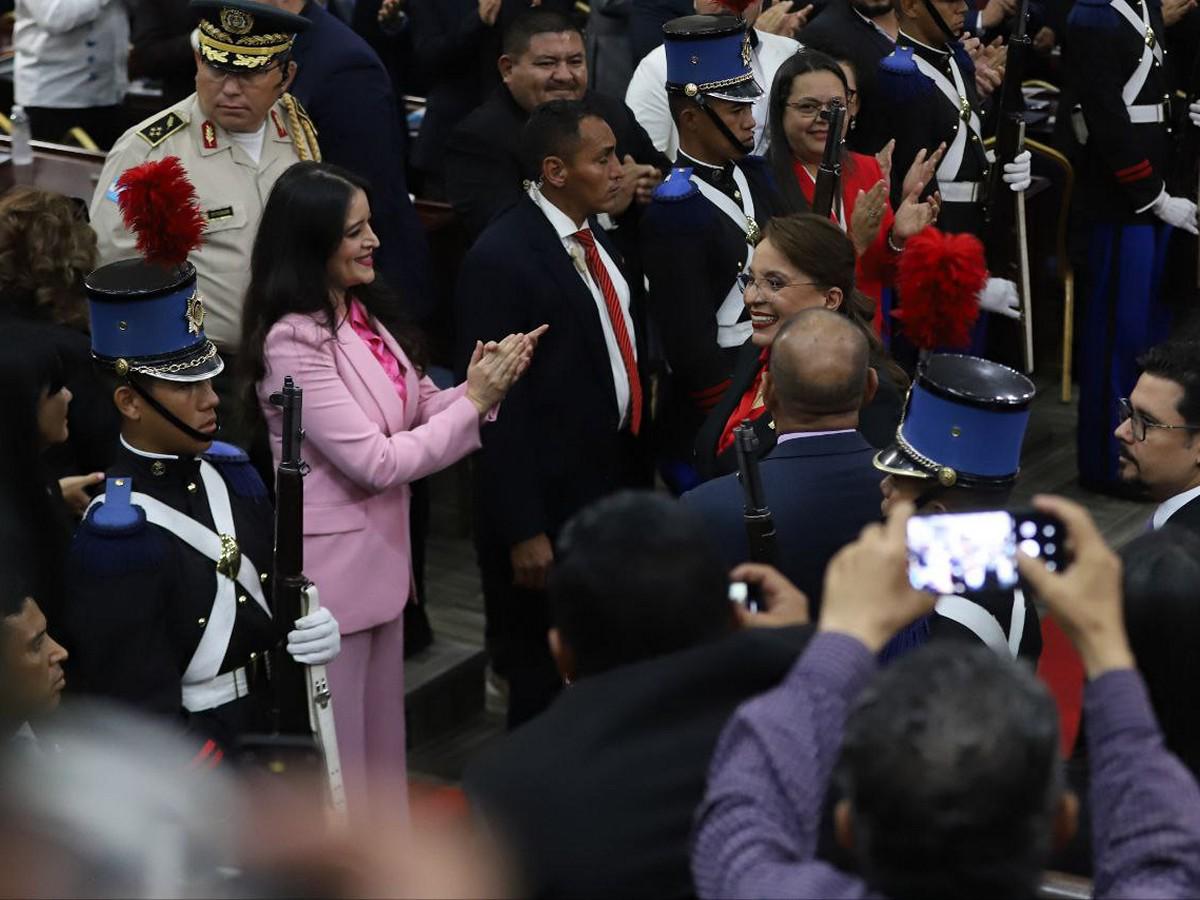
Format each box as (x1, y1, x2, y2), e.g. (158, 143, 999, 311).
(768, 309, 870, 419)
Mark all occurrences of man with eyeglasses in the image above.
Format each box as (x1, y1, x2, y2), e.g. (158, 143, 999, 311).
(1116, 341, 1200, 534)
(638, 15, 786, 490)
(89, 0, 318, 447)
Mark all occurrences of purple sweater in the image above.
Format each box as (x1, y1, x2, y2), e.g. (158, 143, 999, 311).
(693, 632, 1200, 899)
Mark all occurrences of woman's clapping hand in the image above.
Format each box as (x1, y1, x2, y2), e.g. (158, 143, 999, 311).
(465, 325, 549, 414)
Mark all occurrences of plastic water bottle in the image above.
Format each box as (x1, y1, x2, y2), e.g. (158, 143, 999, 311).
(10, 105, 33, 166)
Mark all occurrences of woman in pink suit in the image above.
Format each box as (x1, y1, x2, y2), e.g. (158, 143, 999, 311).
(239, 162, 540, 816)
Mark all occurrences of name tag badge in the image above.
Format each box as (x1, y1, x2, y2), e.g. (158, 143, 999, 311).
(206, 206, 235, 221)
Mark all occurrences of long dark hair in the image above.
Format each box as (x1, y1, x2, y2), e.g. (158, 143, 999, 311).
(1121, 526, 1200, 780)
(0, 322, 69, 620)
(763, 214, 907, 388)
(766, 49, 858, 215)
(238, 162, 425, 416)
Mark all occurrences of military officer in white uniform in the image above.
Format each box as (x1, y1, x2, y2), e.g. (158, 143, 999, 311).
(89, 0, 320, 360)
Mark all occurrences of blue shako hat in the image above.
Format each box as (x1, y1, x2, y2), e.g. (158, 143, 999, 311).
(663, 15, 762, 104)
(874, 354, 1035, 489)
(86, 259, 224, 383)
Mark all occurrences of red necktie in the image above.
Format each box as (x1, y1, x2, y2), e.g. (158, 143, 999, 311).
(574, 228, 642, 435)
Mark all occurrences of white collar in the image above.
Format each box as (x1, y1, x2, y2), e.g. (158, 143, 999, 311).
(527, 183, 587, 240)
(1153, 482, 1200, 529)
(900, 30, 951, 57)
(777, 429, 857, 443)
(854, 9, 898, 41)
(677, 149, 729, 173)
(120, 434, 182, 461)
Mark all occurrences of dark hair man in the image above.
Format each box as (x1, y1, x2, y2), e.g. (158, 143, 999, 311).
(875, 353, 1042, 661)
(0, 567, 67, 748)
(455, 99, 654, 727)
(639, 15, 786, 482)
(464, 491, 810, 897)
(1116, 340, 1200, 532)
(684, 309, 883, 611)
(444, 9, 668, 241)
(694, 496, 1200, 899)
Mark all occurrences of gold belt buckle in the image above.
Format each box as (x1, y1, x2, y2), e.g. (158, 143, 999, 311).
(1145, 27, 1155, 47)
(216, 533, 241, 580)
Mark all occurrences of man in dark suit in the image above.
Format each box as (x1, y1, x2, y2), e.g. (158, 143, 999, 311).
(464, 491, 811, 898)
(269, 0, 435, 323)
(455, 98, 654, 727)
(128, 0, 197, 107)
(684, 309, 882, 611)
(1116, 341, 1200, 535)
(444, 9, 670, 244)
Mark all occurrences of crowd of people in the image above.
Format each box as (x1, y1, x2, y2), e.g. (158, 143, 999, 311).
(3, 0, 1200, 895)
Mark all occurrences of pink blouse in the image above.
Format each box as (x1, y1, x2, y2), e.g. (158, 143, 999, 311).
(347, 297, 407, 407)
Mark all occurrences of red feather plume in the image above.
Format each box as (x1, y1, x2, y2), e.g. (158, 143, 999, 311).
(714, 0, 755, 13)
(116, 156, 206, 268)
(892, 228, 987, 351)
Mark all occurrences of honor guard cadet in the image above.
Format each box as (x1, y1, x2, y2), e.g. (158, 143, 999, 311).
(1062, 0, 1197, 491)
(875, 0, 1032, 332)
(89, 0, 319, 369)
(63, 159, 340, 758)
(874, 353, 1042, 663)
(638, 15, 784, 486)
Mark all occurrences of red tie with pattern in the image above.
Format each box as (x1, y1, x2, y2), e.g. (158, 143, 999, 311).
(574, 228, 642, 435)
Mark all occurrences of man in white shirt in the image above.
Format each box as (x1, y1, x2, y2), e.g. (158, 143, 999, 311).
(1115, 340, 1200, 535)
(625, 0, 799, 159)
(13, 0, 130, 147)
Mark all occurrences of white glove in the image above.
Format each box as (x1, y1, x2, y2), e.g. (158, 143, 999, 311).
(287, 604, 341, 666)
(1151, 189, 1199, 235)
(1001, 149, 1032, 192)
(1190, 99, 1200, 127)
(978, 277, 1022, 319)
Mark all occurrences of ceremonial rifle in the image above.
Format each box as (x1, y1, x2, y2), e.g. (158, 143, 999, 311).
(733, 422, 778, 613)
(811, 100, 847, 219)
(984, 0, 1035, 373)
(267, 376, 346, 817)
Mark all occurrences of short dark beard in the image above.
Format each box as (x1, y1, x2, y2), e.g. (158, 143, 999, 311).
(854, 0, 894, 18)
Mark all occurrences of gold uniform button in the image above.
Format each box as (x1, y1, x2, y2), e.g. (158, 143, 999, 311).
(733, 190, 742, 200)
(260, 572, 269, 583)
(198, 617, 207, 627)
(151, 461, 166, 477)
(186, 482, 197, 493)
(238, 594, 247, 605)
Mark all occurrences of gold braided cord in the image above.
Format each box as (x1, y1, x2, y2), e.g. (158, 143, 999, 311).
(198, 32, 294, 58)
(282, 94, 321, 162)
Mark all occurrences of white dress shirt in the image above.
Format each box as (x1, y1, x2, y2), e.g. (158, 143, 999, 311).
(1153, 483, 1200, 529)
(14, 0, 129, 109)
(528, 184, 636, 428)
(624, 28, 801, 161)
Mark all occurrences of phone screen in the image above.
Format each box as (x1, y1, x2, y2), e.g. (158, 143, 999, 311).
(906, 511, 1020, 595)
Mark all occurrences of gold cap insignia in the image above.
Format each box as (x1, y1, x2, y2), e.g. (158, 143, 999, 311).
(741, 34, 752, 67)
(937, 467, 958, 487)
(685, 82, 698, 97)
(115, 358, 130, 376)
(185, 290, 206, 336)
(220, 8, 254, 35)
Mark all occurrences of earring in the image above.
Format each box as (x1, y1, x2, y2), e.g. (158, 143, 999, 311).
(848, 116, 858, 132)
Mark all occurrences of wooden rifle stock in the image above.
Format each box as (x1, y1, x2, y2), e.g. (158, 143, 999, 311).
(811, 101, 847, 219)
(985, 0, 1035, 372)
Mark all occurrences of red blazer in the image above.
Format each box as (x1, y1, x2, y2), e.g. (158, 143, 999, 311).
(793, 153, 899, 327)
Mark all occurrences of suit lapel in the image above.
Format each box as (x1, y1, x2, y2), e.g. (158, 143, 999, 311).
(334, 314, 407, 435)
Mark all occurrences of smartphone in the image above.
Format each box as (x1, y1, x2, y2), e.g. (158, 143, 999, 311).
(906, 509, 1067, 596)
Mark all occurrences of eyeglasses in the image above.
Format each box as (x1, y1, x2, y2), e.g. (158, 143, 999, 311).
(1117, 397, 1200, 442)
(784, 94, 855, 119)
(737, 272, 821, 296)
(198, 59, 283, 86)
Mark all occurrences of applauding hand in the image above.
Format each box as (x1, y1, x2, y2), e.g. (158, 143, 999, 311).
(466, 325, 549, 414)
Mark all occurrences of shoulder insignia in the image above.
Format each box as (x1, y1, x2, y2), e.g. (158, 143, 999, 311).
(877, 47, 933, 102)
(71, 477, 163, 577)
(137, 110, 189, 148)
(653, 167, 699, 202)
(202, 441, 267, 501)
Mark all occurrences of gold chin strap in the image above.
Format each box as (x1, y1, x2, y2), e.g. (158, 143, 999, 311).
(282, 93, 321, 162)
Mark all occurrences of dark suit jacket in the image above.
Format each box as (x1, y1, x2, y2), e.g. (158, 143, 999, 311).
(1163, 494, 1200, 536)
(128, 0, 196, 106)
(463, 625, 812, 899)
(290, 1, 435, 322)
(454, 196, 650, 548)
(683, 430, 883, 612)
(444, 85, 670, 242)
(692, 338, 905, 480)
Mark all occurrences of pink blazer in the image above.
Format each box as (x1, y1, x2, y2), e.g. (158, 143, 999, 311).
(259, 311, 483, 634)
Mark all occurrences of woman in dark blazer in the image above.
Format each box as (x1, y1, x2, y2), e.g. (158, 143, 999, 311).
(694, 213, 907, 480)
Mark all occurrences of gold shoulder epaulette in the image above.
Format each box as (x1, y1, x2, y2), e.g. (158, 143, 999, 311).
(281, 93, 321, 162)
(137, 110, 189, 148)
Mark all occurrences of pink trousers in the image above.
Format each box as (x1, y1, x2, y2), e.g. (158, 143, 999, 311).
(326, 613, 407, 819)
